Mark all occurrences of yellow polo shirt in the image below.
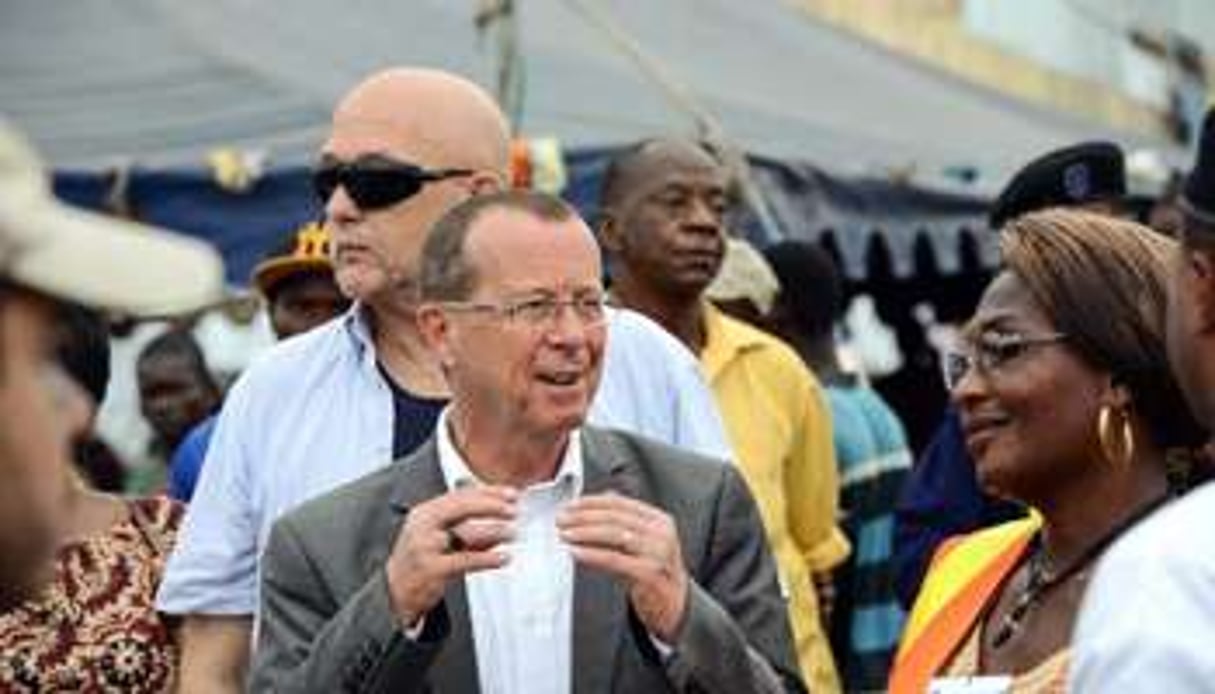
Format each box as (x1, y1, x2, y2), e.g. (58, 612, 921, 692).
(700, 303, 851, 693)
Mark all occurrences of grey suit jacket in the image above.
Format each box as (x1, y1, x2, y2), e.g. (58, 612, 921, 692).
(250, 427, 805, 694)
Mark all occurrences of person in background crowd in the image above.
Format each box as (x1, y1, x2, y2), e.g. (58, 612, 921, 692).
(251, 190, 804, 693)
(252, 221, 350, 341)
(167, 222, 350, 502)
(0, 119, 221, 612)
(0, 306, 187, 692)
(888, 209, 1206, 692)
(157, 68, 731, 693)
(893, 142, 1130, 608)
(763, 240, 912, 694)
(600, 137, 849, 693)
(133, 329, 221, 494)
(1070, 108, 1215, 692)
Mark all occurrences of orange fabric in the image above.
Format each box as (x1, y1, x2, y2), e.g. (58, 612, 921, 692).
(888, 518, 1040, 694)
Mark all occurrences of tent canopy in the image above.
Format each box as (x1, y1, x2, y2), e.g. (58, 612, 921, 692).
(4, 0, 1174, 188)
(10, 0, 1171, 285)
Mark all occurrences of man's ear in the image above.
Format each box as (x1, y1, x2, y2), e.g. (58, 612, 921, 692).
(468, 171, 505, 197)
(598, 212, 625, 255)
(416, 304, 455, 368)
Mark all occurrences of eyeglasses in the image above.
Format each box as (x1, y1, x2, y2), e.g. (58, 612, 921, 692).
(441, 294, 609, 329)
(942, 332, 1068, 391)
(312, 158, 473, 211)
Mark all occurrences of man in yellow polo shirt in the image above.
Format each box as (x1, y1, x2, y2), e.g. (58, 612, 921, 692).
(599, 139, 850, 694)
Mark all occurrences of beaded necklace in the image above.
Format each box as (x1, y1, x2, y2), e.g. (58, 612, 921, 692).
(989, 494, 1171, 649)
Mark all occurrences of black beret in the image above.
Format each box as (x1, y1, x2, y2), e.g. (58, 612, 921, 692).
(990, 141, 1127, 229)
(1181, 108, 1215, 233)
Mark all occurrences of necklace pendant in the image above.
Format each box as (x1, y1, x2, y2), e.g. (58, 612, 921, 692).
(990, 615, 1020, 649)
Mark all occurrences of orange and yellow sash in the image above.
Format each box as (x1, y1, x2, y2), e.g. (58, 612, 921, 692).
(888, 516, 1041, 694)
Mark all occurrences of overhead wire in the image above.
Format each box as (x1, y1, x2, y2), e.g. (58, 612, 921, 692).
(559, 0, 786, 242)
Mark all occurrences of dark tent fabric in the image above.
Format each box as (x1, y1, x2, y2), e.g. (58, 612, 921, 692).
(53, 147, 994, 286)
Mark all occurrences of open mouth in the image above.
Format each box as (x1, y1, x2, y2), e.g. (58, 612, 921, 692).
(537, 370, 581, 387)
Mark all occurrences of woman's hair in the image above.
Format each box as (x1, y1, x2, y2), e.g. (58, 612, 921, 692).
(1002, 208, 1205, 448)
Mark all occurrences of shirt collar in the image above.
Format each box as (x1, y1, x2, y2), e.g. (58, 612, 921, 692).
(700, 301, 766, 376)
(435, 407, 584, 494)
(338, 302, 384, 373)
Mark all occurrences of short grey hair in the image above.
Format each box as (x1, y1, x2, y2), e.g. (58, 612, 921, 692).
(420, 190, 578, 301)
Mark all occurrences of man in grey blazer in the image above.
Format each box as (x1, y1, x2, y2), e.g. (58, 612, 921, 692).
(251, 190, 804, 693)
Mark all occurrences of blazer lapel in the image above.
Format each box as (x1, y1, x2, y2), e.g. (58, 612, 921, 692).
(572, 430, 642, 694)
(385, 440, 481, 693)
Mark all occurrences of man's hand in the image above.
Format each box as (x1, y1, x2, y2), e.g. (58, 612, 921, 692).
(557, 492, 688, 642)
(385, 485, 518, 627)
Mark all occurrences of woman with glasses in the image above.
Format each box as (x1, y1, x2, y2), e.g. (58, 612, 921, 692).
(888, 209, 1206, 693)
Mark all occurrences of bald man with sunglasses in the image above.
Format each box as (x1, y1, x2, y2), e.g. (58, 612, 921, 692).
(157, 68, 731, 693)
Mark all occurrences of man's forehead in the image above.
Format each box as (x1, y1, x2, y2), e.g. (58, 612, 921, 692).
(468, 211, 598, 274)
(470, 209, 593, 251)
(623, 145, 725, 193)
(321, 114, 443, 164)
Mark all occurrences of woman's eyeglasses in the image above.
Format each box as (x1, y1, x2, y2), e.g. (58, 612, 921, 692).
(943, 332, 1068, 391)
(312, 158, 472, 211)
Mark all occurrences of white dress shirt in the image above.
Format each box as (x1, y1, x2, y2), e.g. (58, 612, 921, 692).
(436, 409, 582, 694)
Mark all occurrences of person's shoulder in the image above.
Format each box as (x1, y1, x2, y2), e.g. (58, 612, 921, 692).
(179, 414, 218, 450)
(130, 495, 186, 529)
(825, 384, 861, 415)
(269, 456, 407, 555)
(1104, 483, 1215, 572)
(225, 315, 353, 395)
(128, 495, 187, 556)
(606, 307, 696, 361)
(583, 426, 734, 498)
(717, 314, 815, 379)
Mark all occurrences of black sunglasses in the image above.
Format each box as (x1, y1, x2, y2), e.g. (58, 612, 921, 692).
(312, 158, 473, 211)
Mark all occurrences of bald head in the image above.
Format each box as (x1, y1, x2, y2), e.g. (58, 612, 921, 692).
(329, 67, 510, 175)
(600, 138, 723, 211)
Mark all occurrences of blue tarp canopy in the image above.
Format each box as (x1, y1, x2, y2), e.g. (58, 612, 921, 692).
(53, 148, 994, 287)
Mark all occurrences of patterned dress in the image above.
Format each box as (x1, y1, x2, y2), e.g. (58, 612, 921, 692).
(941, 624, 1070, 693)
(0, 497, 183, 692)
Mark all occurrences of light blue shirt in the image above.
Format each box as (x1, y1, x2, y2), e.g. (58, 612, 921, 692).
(156, 305, 729, 616)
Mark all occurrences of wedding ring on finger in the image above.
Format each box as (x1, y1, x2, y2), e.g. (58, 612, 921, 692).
(619, 529, 636, 554)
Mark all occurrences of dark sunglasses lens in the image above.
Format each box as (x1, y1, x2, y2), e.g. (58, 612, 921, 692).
(345, 168, 425, 210)
(311, 165, 428, 210)
(311, 167, 340, 204)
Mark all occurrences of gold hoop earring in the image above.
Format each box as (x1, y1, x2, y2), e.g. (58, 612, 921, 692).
(1097, 405, 1135, 469)
(1120, 411, 1136, 466)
